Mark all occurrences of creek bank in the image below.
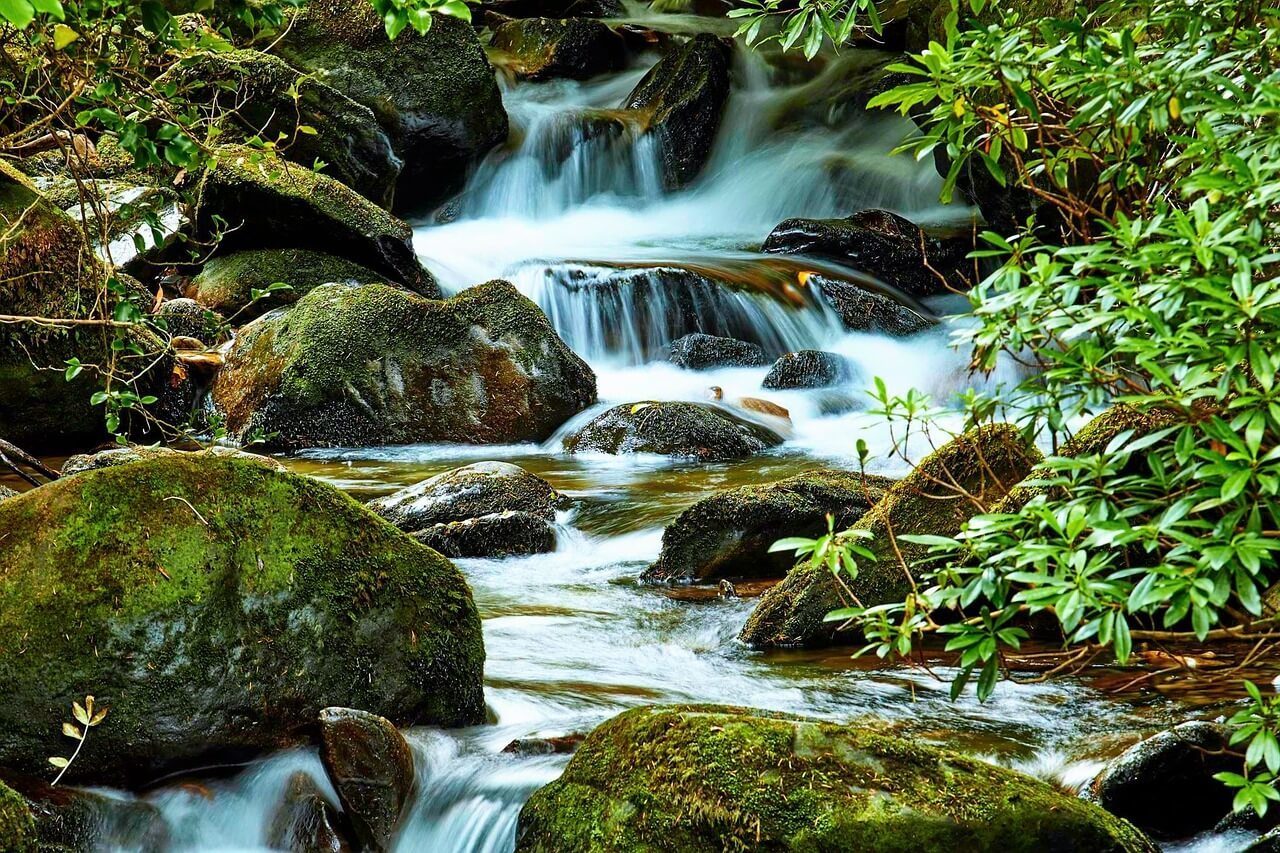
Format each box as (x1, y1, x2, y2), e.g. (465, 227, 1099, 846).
(0, 454, 484, 786)
(516, 705, 1156, 852)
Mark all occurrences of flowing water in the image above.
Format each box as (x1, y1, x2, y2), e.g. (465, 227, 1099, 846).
(66, 17, 1240, 853)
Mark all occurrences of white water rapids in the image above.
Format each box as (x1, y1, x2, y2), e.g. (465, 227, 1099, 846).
(92, 20, 1206, 853)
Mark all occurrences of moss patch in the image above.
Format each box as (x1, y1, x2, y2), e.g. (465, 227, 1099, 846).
(516, 705, 1156, 852)
(0, 454, 485, 786)
(740, 423, 1040, 648)
(190, 248, 391, 321)
(0, 781, 36, 853)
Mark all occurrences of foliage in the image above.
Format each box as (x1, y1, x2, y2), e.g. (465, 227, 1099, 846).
(728, 0, 882, 59)
(47, 694, 107, 785)
(768, 0, 1280, 812)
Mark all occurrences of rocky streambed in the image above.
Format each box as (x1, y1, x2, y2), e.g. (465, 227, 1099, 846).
(0, 0, 1270, 851)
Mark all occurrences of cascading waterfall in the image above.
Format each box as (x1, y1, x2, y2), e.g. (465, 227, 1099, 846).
(89, 20, 1176, 853)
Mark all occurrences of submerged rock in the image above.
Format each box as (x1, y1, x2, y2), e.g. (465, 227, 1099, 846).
(319, 708, 415, 852)
(516, 705, 1156, 852)
(158, 49, 399, 207)
(565, 401, 783, 461)
(811, 275, 935, 337)
(643, 470, 894, 584)
(668, 333, 769, 370)
(212, 281, 596, 450)
(492, 17, 627, 81)
(0, 162, 168, 451)
(622, 33, 732, 189)
(414, 511, 557, 558)
(190, 146, 437, 295)
(277, 1, 508, 213)
(1086, 722, 1236, 840)
(762, 350, 855, 389)
(764, 208, 970, 297)
(189, 248, 390, 322)
(267, 771, 352, 853)
(0, 455, 485, 785)
(741, 423, 1040, 647)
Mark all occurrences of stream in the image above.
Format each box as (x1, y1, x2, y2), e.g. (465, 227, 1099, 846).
(81, 16, 1236, 853)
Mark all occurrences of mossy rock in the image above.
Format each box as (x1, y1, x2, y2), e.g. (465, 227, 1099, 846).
(191, 146, 437, 294)
(621, 33, 731, 189)
(0, 454, 485, 786)
(565, 401, 784, 462)
(516, 705, 1156, 852)
(492, 17, 628, 81)
(763, 209, 970, 298)
(0, 780, 36, 853)
(643, 470, 895, 584)
(60, 444, 283, 476)
(0, 162, 168, 452)
(0, 768, 170, 850)
(212, 281, 597, 450)
(277, 2, 508, 213)
(414, 510, 558, 558)
(189, 248, 391, 322)
(740, 423, 1040, 648)
(368, 460, 561, 532)
(159, 49, 400, 207)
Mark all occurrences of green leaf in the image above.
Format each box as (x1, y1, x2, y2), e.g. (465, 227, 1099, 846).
(0, 0, 34, 27)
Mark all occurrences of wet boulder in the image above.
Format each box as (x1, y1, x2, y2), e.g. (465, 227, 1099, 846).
(268, 771, 353, 853)
(762, 350, 855, 389)
(764, 209, 970, 298)
(319, 708, 415, 852)
(668, 333, 768, 370)
(189, 248, 390, 322)
(277, 1, 508, 213)
(368, 461, 562, 557)
(1086, 722, 1236, 840)
(153, 297, 224, 345)
(190, 146, 437, 295)
(158, 49, 399, 207)
(0, 768, 170, 851)
(0, 454, 485, 786)
(516, 705, 1156, 852)
(0, 161, 168, 451)
(622, 33, 732, 189)
(811, 275, 935, 337)
(643, 470, 895, 584)
(413, 510, 558, 558)
(741, 423, 1040, 648)
(492, 18, 627, 81)
(212, 281, 597, 450)
(565, 401, 784, 461)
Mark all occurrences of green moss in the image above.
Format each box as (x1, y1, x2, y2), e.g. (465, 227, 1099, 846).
(0, 781, 37, 853)
(0, 454, 484, 786)
(740, 423, 1040, 648)
(276, 1, 507, 211)
(643, 469, 896, 583)
(193, 145, 434, 292)
(190, 248, 390, 321)
(212, 280, 596, 449)
(160, 50, 399, 207)
(517, 705, 1156, 852)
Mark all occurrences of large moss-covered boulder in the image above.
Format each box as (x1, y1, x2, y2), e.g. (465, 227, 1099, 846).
(0, 161, 167, 451)
(191, 146, 437, 294)
(492, 17, 627, 81)
(740, 423, 1039, 648)
(212, 281, 596, 450)
(159, 49, 400, 207)
(189, 248, 391, 322)
(0, 454, 485, 786)
(277, 2, 508, 213)
(516, 705, 1156, 853)
(565, 401, 783, 462)
(643, 470, 894, 584)
(621, 34, 731, 189)
(764, 209, 970, 298)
